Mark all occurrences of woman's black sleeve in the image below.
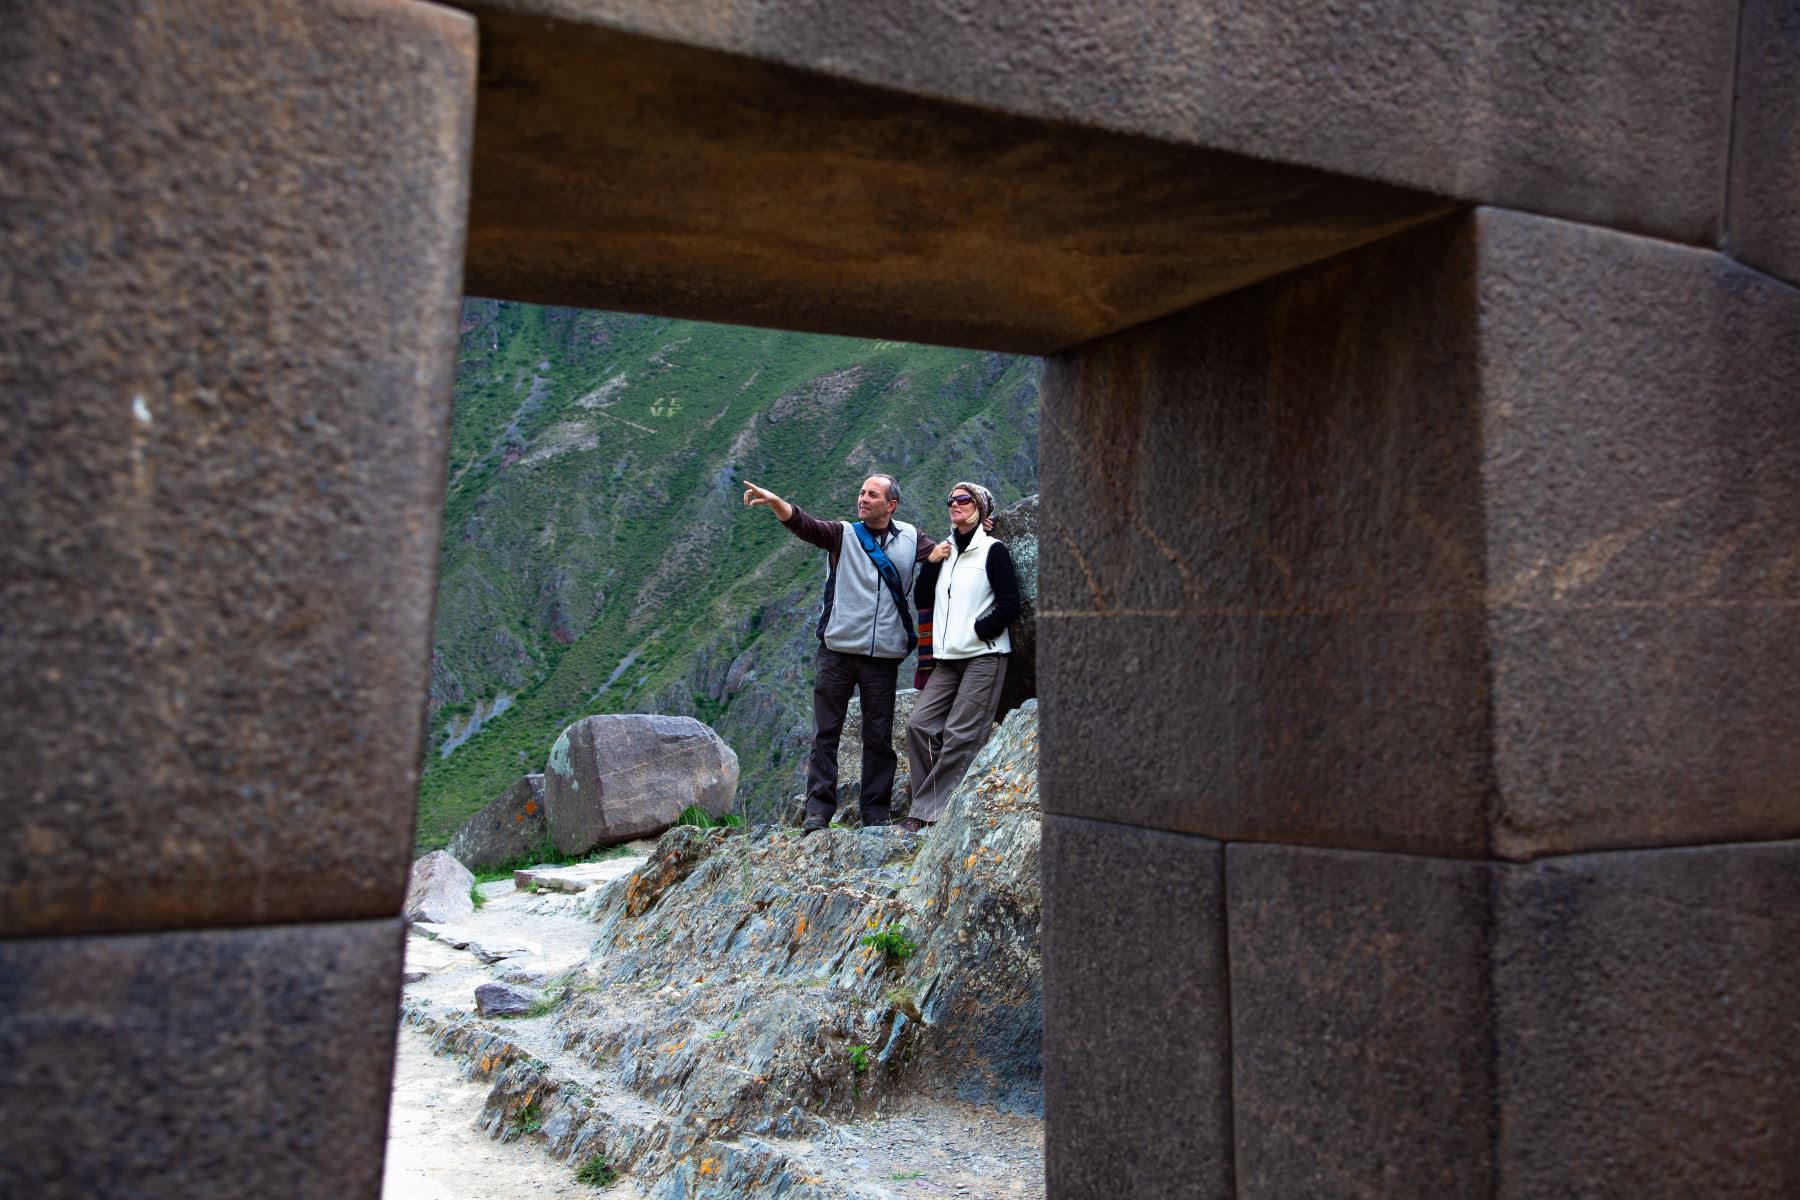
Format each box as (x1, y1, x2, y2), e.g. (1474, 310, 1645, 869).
(914, 559, 941, 607)
(973, 542, 1021, 641)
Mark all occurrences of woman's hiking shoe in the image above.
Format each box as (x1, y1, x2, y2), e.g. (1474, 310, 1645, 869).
(895, 817, 929, 834)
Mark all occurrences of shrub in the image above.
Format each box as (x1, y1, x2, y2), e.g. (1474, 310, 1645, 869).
(574, 1157, 618, 1187)
(859, 923, 915, 961)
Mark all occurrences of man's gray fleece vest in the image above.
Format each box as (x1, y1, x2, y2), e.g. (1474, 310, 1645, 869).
(819, 520, 919, 659)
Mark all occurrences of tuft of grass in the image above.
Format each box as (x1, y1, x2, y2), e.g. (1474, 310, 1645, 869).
(848, 1044, 870, 1074)
(860, 923, 916, 961)
(676, 805, 742, 829)
(885, 983, 924, 1024)
(505, 1102, 544, 1139)
(574, 1157, 618, 1187)
(470, 884, 487, 910)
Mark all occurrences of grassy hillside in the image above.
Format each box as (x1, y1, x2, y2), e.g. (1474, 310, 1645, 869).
(416, 300, 1040, 851)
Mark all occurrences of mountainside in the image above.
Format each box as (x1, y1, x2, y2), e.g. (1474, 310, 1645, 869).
(418, 300, 1040, 851)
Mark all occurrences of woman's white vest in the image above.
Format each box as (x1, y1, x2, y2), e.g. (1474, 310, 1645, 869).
(820, 520, 920, 659)
(932, 527, 1012, 659)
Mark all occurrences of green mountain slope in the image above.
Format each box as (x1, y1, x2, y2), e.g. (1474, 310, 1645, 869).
(417, 300, 1040, 851)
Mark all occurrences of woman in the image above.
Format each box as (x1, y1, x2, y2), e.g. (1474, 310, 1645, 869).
(898, 482, 1021, 832)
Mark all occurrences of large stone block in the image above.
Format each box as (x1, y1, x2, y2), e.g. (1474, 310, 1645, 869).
(0, 0, 477, 937)
(450, 5, 1448, 354)
(1492, 841, 1800, 1199)
(1041, 816, 1231, 1199)
(1727, 0, 1800, 287)
(1043, 208, 1800, 859)
(1477, 213, 1800, 858)
(442, 0, 1735, 349)
(1225, 840, 1800, 1199)
(1227, 844, 1496, 1199)
(0, 919, 406, 1199)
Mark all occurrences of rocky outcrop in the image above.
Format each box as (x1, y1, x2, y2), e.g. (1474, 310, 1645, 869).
(402, 702, 1043, 1199)
(405, 850, 475, 924)
(447, 774, 546, 870)
(990, 494, 1038, 716)
(545, 715, 739, 855)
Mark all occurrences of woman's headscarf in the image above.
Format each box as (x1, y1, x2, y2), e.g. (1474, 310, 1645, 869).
(951, 480, 995, 524)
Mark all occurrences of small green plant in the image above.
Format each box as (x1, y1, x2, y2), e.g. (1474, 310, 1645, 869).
(716, 812, 745, 827)
(885, 983, 925, 1024)
(706, 1029, 726, 1040)
(860, 923, 916, 961)
(676, 805, 714, 828)
(574, 1156, 618, 1187)
(522, 993, 561, 1019)
(892, 1170, 927, 1181)
(506, 1102, 544, 1139)
(470, 884, 487, 910)
(848, 1044, 870, 1074)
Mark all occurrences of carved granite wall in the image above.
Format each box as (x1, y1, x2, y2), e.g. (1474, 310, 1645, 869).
(6, 0, 1795, 1196)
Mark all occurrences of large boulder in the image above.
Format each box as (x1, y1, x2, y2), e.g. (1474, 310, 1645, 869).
(446, 774, 546, 871)
(989, 493, 1038, 716)
(404, 850, 474, 924)
(544, 715, 738, 855)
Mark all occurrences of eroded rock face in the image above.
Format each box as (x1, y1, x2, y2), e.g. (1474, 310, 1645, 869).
(405, 850, 475, 924)
(447, 774, 547, 870)
(402, 703, 1043, 1199)
(989, 494, 1037, 717)
(545, 715, 739, 855)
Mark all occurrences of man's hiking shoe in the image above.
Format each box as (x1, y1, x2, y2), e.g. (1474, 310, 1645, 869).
(801, 814, 830, 834)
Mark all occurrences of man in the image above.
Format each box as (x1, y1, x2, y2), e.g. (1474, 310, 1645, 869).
(742, 473, 934, 831)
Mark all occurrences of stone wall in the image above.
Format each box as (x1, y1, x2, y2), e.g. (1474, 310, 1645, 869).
(6, 1, 1796, 1196)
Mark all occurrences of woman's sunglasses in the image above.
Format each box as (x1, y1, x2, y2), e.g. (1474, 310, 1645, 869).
(946, 494, 976, 507)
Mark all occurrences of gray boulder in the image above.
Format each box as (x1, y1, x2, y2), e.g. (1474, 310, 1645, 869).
(404, 850, 474, 924)
(989, 493, 1038, 716)
(544, 714, 738, 855)
(446, 774, 546, 871)
(474, 982, 541, 1018)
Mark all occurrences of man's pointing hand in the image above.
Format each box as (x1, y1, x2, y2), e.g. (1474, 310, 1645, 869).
(742, 480, 793, 521)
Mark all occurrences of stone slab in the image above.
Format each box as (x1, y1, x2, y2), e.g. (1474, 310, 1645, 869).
(1727, 0, 1800, 287)
(1227, 844, 1497, 1198)
(1494, 840, 1800, 1199)
(1041, 215, 1497, 857)
(513, 859, 642, 893)
(1223, 840, 1800, 1199)
(1478, 213, 1800, 858)
(0, 0, 477, 937)
(450, 6, 1448, 354)
(1043, 208, 1800, 859)
(0, 918, 406, 1199)
(1041, 816, 1231, 1199)
(440, 0, 1735, 350)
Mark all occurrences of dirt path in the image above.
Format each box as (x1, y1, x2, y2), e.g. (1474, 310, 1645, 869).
(384, 869, 648, 1200)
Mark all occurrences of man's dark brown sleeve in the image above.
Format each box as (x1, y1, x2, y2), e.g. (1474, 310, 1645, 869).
(782, 505, 843, 563)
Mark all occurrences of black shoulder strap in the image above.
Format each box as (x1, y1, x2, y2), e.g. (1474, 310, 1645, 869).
(850, 522, 917, 652)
